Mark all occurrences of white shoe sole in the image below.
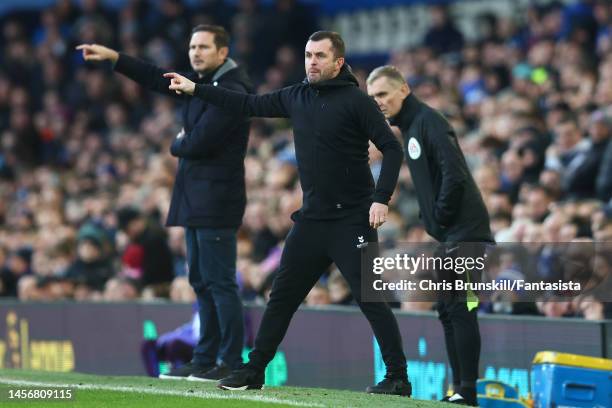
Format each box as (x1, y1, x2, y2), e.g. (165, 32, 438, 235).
(187, 375, 216, 382)
(158, 374, 190, 380)
(218, 385, 264, 391)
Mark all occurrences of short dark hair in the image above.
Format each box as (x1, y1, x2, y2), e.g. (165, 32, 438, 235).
(116, 206, 142, 231)
(308, 31, 345, 59)
(191, 24, 230, 50)
(556, 113, 578, 128)
(528, 183, 553, 198)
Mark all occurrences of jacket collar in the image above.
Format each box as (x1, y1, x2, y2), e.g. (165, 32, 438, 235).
(390, 93, 422, 128)
(197, 58, 238, 84)
(212, 58, 238, 82)
(303, 63, 359, 89)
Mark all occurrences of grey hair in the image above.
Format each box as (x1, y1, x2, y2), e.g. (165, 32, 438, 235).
(366, 65, 407, 87)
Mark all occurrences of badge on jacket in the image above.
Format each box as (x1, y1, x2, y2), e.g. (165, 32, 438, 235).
(407, 137, 421, 160)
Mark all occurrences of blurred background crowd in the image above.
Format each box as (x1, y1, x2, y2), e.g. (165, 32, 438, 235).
(0, 0, 611, 321)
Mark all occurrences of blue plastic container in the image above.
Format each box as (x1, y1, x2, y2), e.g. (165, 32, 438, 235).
(477, 379, 530, 408)
(531, 351, 612, 408)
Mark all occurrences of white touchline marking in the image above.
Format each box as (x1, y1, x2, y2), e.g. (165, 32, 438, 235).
(0, 377, 325, 408)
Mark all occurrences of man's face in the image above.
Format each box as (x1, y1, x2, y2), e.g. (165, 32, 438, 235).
(554, 121, 580, 151)
(78, 240, 101, 263)
(304, 39, 343, 83)
(189, 31, 227, 75)
(367, 76, 409, 118)
(589, 120, 610, 143)
(527, 189, 551, 220)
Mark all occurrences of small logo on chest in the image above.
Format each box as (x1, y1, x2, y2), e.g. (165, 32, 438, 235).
(407, 137, 422, 160)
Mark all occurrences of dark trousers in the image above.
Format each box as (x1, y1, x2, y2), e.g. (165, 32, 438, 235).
(435, 242, 485, 390)
(247, 217, 407, 377)
(186, 227, 244, 369)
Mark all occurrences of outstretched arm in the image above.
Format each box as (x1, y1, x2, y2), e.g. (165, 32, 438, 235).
(76, 44, 180, 98)
(164, 72, 292, 118)
(76, 44, 119, 63)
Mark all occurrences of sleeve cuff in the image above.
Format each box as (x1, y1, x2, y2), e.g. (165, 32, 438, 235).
(373, 192, 391, 205)
(112, 53, 127, 72)
(194, 83, 209, 98)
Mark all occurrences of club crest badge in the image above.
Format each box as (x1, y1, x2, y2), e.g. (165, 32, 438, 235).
(407, 137, 421, 160)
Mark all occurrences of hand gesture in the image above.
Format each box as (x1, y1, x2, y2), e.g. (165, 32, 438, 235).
(164, 72, 196, 95)
(75, 44, 119, 63)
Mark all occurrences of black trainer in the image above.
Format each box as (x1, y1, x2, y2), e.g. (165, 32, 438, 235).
(188, 364, 232, 382)
(158, 362, 214, 380)
(217, 364, 265, 390)
(365, 375, 412, 397)
(443, 393, 478, 406)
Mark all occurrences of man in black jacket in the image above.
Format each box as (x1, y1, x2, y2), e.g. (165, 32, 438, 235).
(77, 25, 251, 381)
(367, 65, 494, 406)
(165, 31, 411, 396)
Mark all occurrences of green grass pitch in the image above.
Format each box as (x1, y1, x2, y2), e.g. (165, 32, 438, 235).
(0, 369, 457, 407)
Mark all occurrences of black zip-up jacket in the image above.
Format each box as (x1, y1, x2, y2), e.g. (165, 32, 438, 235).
(192, 64, 404, 220)
(391, 94, 493, 243)
(114, 54, 253, 228)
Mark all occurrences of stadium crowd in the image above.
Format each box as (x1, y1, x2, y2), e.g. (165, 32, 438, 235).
(0, 0, 611, 320)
